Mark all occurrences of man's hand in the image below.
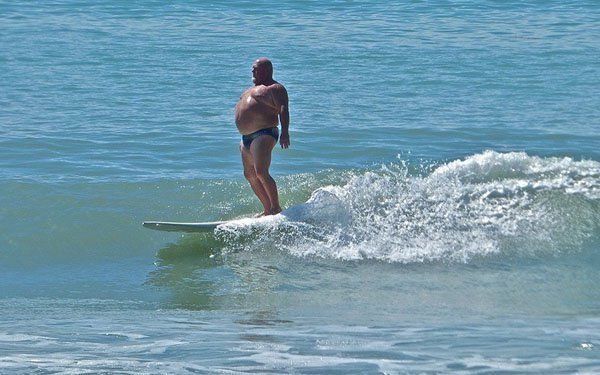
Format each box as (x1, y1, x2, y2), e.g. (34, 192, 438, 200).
(280, 131, 290, 149)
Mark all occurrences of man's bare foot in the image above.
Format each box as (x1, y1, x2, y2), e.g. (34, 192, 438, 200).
(254, 212, 268, 218)
(270, 207, 282, 215)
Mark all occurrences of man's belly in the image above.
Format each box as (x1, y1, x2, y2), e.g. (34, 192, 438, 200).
(235, 106, 278, 135)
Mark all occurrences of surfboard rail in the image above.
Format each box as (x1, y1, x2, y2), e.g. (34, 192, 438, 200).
(142, 221, 226, 233)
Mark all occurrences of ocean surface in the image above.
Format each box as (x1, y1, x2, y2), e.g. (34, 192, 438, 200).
(1, 1, 599, 373)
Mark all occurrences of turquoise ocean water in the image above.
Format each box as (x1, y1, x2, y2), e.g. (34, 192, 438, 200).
(1, 1, 600, 373)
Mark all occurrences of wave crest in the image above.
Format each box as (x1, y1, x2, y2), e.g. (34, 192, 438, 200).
(218, 151, 600, 263)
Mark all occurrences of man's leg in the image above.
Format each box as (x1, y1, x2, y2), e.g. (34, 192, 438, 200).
(240, 142, 272, 215)
(250, 135, 281, 215)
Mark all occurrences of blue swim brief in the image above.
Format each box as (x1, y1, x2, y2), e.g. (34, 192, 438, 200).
(242, 127, 279, 149)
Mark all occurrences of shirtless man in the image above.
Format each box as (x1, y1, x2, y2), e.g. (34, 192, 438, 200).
(234, 58, 290, 216)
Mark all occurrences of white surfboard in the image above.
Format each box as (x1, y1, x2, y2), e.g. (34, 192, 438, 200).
(142, 211, 289, 233)
(142, 220, 226, 233)
(143, 188, 349, 234)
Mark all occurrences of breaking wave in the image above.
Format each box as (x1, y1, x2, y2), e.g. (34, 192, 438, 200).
(217, 151, 600, 263)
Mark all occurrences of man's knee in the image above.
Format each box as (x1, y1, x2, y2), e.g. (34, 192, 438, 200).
(254, 167, 271, 181)
(243, 168, 257, 181)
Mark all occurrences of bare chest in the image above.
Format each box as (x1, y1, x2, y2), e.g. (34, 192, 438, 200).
(238, 87, 276, 110)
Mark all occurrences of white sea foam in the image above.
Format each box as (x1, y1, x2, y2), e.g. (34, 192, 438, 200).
(218, 151, 599, 263)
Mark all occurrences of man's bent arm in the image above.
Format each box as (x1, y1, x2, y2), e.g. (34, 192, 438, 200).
(279, 105, 290, 148)
(277, 86, 290, 149)
(280, 105, 289, 130)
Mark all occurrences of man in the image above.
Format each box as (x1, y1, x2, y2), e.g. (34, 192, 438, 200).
(234, 58, 290, 216)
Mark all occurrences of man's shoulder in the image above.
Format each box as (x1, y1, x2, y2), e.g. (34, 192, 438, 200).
(268, 82, 287, 94)
(239, 86, 254, 98)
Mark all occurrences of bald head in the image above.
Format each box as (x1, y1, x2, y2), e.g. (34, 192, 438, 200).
(252, 57, 274, 85)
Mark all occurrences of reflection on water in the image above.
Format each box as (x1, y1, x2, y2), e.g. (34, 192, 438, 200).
(146, 230, 600, 324)
(146, 235, 224, 310)
(146, 234, 294, 316)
